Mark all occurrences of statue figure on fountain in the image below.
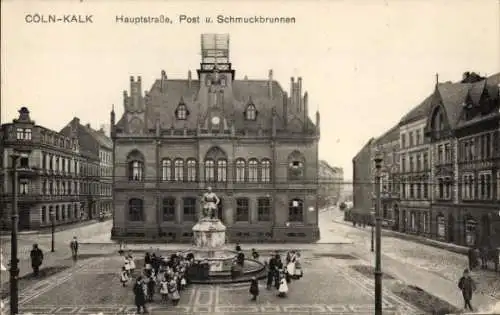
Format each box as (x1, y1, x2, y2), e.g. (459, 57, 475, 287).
(201, 186, 220, 220)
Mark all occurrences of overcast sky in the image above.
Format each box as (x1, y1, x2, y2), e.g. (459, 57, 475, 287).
(2, 0, 499, 180)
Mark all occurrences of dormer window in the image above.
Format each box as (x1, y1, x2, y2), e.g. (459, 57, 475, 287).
(245, 104, 257, 121)
(175, 101, 189, 120)
(16, 128, 32, 140)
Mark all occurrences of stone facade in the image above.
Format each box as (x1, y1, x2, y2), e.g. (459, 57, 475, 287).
(354, 72, 500, 248)
(0, 107, 100, 230)
(352, 138, 375, 214)
(318, 160, 343, 208)
(111, 34, 320, 243)
(60, 119, 113, 219)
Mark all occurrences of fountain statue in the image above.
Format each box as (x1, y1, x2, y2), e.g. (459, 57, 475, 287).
(181, 187, 266, 282)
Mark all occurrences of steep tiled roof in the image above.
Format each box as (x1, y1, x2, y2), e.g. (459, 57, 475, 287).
(375, 123, 399, 145)
(436, 82, 471, 128)
(82, 125, 113, 149)
(116, 78, 315, 132)
(399, 94, 434, 125)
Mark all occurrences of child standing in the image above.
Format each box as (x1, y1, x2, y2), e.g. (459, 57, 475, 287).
(277, 276, 289, 298)
(159, 276, 169, 303)
(249, 277, 259, 301)
(120, 266, 129, 287)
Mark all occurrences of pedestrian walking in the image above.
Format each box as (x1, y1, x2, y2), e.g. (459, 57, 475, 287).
(70, 236, 79, 262)
(159, 276, 169, 303)
(30, 244, 44, 276)
(458, 268, 476, 312)
(249, 277, 259, 301)
(133, 276, 148, 314)
(277, 276, 288, 298)
(168, 277, 180, 306)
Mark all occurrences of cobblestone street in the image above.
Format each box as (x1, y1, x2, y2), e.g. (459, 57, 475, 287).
(9, 248, 420, 314)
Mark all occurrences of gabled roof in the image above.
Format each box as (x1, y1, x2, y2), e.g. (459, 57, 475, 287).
(83, 124, 113, 149)
(436, 82, 471, 128)
(399, 94, 434, 125)
(116, 78, 316, 133)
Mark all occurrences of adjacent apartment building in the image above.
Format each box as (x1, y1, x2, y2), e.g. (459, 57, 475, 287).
(353, 71, 500, 248)
(318, 160, 344, 208)
(60, 119, 113, 219)
(111, 34, 321, 243)
(0, 107, 100, 230)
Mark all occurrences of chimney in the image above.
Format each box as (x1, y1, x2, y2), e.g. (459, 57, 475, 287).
(304, 91, 309, 122)
(316, 110, 320, 135)
(188, 70, 192, 88)
(86, 123, 91, 128)
(298, 77, 303, 112)
(161, 70, 166, 92)
(282, 92, 288, 127)
(268, 69, 273, 99)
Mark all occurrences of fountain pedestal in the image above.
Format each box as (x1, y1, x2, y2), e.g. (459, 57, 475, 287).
(189, 218, 235, 274)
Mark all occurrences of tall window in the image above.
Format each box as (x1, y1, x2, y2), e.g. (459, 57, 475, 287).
(409, 131, 414, 147)
(235, 159, 246, 183)
(438, 178, 444, 199)
(217, 159, 227, 182)
(41, 206, 46, 224)
(401, 155, 406, 173)
(410, 212, 416, 232)
(409, 156, 414, 172)
(187, 159, 197, 182)
(248, 159, 258, 182)
(16, 128, 24, 140)
(42, 153, 47, 170)
(128, 198, 144, 221)
(416, 130, 421, 145)
(437, 214, 445, 238)
(176, 103, 188, 120)
(423, 152, 428, 170)
(258, 197, 271, 221)
(416, 155, 421, 172)
(401, 134, 406, 148)
(236, 198, 249, 222)
(129, 161, 144, 181)
(42, 180, 47, 195)
(62, 205, 66, 220)
(288, 198, 303, 222)
(174, 159, 184, 182)
(245, 104, 257, 120)
(438, 145, 444, 163)
(444, 177, 451, 199)
(261, 159, 271, 182)
(444, 144, 451, 163)
(205, 160, 215, 182)
(183, 197, 196, 222)
(161, 159, 172, 181)
(162, 197, 175, 221)
(55, 205, 60, 221)
(422, 212, 429, 233)
(19, 182, 28, 195)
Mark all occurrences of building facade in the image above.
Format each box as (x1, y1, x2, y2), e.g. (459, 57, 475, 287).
(371, 125, 400, 225)
(60, 119, 113, 219)
(318, 160, 343, 208)
(0, 107, 100, 230)
(398, 94, 433, 235)
(111, 34, 321, 243)
(352, 138, 375, 215)
(353, 71, 500, 248)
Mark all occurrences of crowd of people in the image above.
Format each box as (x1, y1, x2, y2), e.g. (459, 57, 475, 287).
(120, 250, 193, 314)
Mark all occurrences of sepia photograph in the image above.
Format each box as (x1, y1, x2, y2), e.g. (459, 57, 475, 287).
(0, 0, 499, 314)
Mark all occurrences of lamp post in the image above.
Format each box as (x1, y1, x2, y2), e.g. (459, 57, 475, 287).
(50, 209, 55, 252)
(10, 153, 20, 315)
(370, 210, 375, 252)
(374, 152, 383, 315)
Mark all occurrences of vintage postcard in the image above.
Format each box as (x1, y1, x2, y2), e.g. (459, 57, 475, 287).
(1, 0, 499, 314)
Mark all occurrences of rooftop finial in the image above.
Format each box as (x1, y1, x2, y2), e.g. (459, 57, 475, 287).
(435, 73, 439, 85)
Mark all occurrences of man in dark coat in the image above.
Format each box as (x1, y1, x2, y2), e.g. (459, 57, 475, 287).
(458, 269, 476, 312)
(70, 236, 79, 262)
(30, 244, 43, 276)
(266, 255, 276, 289)
(133, 276, 147, 313)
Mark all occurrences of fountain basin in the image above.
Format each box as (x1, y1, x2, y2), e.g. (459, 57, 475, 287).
(192, 218, 226, 249)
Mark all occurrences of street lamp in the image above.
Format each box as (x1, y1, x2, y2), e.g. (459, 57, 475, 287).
(50, 209, 55, 252)
(370, 210, 375, 252)
(10, 153, 20, 315)
(374, 152, 383, 315)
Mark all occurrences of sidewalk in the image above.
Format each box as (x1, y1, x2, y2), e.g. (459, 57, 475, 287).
(0, 219, 108, 237)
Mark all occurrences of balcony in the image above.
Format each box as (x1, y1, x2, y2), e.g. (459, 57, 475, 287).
(17, 166, 38, 178)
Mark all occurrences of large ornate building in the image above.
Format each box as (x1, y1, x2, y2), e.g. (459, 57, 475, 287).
(111, 34, 321, 243)
(0, 107, 100, 230)
(353, 71, 500, 248)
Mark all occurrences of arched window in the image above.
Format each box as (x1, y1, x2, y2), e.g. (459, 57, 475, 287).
(205, 159, 215, 182)
(217, 159, 227, 182)
(128, 198, 144, 222)
(235, 159, 246, 183)
(187, 159, 197, 182)
(248, 159, 259, 182)
(245, 103, 257, 120)
(174, 159, 184, 182)
(288, 151, 305, 180)
(161, 159, 172, 181)
(127, 150, 145, 181)
(261, 159, 271, 182)
(288, 199, 303, 222)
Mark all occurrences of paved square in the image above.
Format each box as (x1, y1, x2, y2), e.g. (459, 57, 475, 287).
(15, 250, 420, 314)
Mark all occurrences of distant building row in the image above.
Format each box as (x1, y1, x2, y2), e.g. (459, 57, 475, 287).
(0, 107, 113, 230)
(353, 72, 500, 248)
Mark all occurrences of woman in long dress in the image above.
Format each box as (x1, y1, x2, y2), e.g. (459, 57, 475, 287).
(286, 251, 296, 278)
(159, 276, 169, 303)
(168, 278, 181, 305)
